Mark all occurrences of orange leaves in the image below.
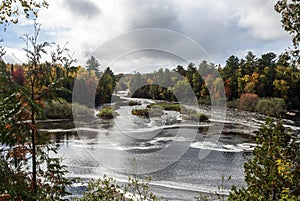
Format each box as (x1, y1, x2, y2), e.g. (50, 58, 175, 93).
(22, 101, 28, 107)
(239, 93, 259, 111)
(5, 123, 11, 129)
(225, 79, 231, 98)
(0, 194, 11, 201)
(35, 99, 44, 107)
(28, 123, 36, 131)
(8, 146, 30, 160)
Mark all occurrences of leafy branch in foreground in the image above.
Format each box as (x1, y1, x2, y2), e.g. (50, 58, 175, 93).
(228, 119, 300, 200)
(75, 176, 164, 201)
(0, 21, 76, 200)
(275, 0, 300, 64)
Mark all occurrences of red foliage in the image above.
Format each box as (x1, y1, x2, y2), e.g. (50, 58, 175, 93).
(85, 78, 97, 97)
(239, 93, 259, 111)
(12, 68, 25, 85)
(225, 79, 231, 98)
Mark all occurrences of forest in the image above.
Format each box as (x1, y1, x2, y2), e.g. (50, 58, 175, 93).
(2, 48, 300, 117)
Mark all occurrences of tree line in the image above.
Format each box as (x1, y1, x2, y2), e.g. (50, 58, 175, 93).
(125, 51, 300, 116)
(3, 47, 300, 115)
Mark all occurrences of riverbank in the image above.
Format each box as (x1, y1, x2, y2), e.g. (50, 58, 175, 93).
(37, 97, 300, 200)
(39, 96, 300, 139)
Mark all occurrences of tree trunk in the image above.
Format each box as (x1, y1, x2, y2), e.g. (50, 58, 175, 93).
(31, 81, 37, 198)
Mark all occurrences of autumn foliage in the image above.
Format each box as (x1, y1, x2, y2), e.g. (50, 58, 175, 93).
(11, 68, 25, 85)
(239, 93, 259, 111)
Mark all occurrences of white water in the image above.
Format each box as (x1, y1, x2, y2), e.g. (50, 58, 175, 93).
(41, 97, 300, 200)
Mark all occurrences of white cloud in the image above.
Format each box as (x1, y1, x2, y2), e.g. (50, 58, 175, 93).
(231, 0, 287, 40)
(37, 1, 129, 65)
(2, 0, 292, 70)
(3, 47, 27, 64)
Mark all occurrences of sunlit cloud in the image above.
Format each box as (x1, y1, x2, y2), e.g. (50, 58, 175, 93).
(1, 0, 292, 71)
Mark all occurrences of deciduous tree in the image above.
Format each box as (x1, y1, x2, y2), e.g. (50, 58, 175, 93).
(275, 0, 300, 64)
(229, 120, 300, 200)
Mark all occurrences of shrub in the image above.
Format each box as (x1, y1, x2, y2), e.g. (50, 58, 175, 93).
(181, 108, 208, 122)
(239, 93, 259, 111)
(44, 100, 94, 120)
(98, 106, 118, 119)
(72, 102, 94, 116)
(44, 99, 72, 119)
(128, 100, 141, 106)
(75, 175, 162, 201)
(146, 102, 208, 122)
(198, 97, 211, 106)
(132, 105, 165, 118)
(147, 102, 181, 112)
(255, 98, 286, 117)
(131, 108, 150, 117)
(182, 113, 208, 122)
(226, 99, 239, 109)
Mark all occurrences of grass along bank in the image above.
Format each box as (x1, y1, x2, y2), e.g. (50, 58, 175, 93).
(43, 99, 94, 119)
(131, 102, 209, 122)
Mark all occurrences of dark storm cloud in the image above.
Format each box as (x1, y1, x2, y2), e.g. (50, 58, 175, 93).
(63, 0, 101, 19)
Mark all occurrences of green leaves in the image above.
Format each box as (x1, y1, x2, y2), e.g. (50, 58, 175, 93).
(228, 119, 300, 200)
(76, 176, 163, 201)
(275, 0, 300, 64)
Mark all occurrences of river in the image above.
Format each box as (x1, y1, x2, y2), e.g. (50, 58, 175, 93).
(38, 97, 300, 200)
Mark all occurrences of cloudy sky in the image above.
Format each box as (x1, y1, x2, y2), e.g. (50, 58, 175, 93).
(0, 0, 293, 73)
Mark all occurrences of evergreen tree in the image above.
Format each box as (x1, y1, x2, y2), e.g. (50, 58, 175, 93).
(86, 56, 100, 77)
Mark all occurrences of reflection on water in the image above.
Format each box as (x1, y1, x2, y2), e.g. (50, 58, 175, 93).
(40, 124, 254, 199)
(38, 99, 300, 200)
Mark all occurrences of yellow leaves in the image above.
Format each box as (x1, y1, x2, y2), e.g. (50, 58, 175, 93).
(238, 72, 261, 94)
(273, 79, 289, 89)
(212, 77, 224, 99)
(147, 79, 154, 84)
(241, 74, 250, 82)
(76, 67, 88, 80)
(276, 159, 293, 180)
(252, 72, 259, 79)
(273, 79, 290, 99)
(76, 67, 98, 80)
